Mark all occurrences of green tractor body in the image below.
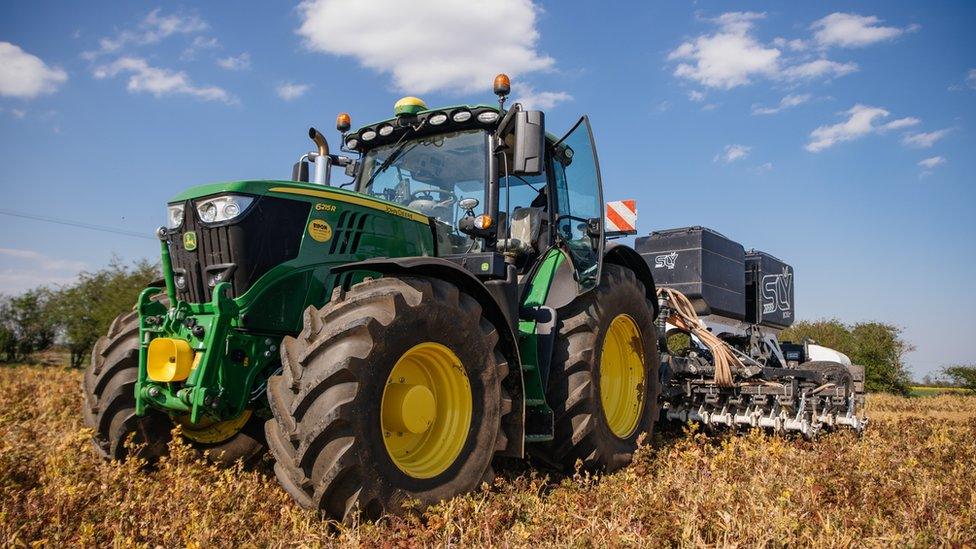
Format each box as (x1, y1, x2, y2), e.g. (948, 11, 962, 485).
(85, 84, 661, 520)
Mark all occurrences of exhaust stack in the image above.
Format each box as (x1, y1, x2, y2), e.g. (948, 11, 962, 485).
(308, 127, 331, 186)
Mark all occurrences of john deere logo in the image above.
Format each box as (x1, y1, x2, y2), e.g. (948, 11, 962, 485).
(183, 231, 198, 251)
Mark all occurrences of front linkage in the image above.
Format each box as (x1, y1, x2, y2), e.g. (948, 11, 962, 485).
(134, 235, 279, 429)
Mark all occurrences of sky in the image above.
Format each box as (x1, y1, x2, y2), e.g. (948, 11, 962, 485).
(0, 0, 973, 377)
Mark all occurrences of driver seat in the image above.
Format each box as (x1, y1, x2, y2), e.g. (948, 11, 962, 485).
(497, 207, 544, 255)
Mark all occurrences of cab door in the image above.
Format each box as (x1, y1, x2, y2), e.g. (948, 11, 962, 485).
(550, 116, 604, 293)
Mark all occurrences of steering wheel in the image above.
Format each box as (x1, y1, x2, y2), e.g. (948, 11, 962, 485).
(554, 214, 599, 238)
(409, 188, 456, 203)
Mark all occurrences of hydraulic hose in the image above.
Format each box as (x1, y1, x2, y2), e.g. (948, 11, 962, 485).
(657, 287, 740, 387)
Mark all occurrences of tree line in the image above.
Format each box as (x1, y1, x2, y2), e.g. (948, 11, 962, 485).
(779, 319, 975, 394)
(0, 259, 973, 394)
(0, 259, 158, 368)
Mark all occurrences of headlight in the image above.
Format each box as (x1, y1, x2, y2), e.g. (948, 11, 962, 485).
(346, 137, 359, 149)
(378, 125, 394, 136)
(452, 110, 471, 122)
(428, 113, 447, 125)
(477, 111, 499, 123)
(167, 204, 184, 228)
(195, 195, 254, 224)
(361, 130, 376, 141)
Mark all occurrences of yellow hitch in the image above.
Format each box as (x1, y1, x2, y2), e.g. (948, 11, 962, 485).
(147, 337, 194, 382)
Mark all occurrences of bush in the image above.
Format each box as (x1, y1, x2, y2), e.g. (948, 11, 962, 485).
(780, 319, 913, 394)
(943, 365, 976, 394)
(0, 258, 158, 367)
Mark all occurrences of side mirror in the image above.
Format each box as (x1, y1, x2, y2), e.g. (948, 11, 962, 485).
(512, 110, 545, 175)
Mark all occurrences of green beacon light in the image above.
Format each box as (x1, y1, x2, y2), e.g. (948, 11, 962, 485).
(394, 96, 427, 117)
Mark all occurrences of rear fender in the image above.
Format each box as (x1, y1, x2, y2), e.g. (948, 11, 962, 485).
(604, 243, 659, 319)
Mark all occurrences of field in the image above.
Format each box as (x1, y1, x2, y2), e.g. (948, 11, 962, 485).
(2, 365, 974, 547)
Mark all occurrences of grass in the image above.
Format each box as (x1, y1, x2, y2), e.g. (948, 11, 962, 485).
(2, 364, 975, 547)
(909, 385, 972, 397)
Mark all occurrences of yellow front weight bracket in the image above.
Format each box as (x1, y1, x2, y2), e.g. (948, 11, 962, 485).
(147, 337, 194, 382)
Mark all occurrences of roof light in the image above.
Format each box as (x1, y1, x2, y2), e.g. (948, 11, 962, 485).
(361, 130, 377, 141)
(336, 113, 351, 133)
(345, 138, 358, 149)
(477, 111, 499, 123)
(378, 125, 394, 136)
(428, 113, 448, 125)
(493, 74, 511, 97)
(452, 110, 471, 122)
(394, 96, 427, 117)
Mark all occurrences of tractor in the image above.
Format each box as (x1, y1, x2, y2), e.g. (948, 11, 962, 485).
(83, 74, 661, 521)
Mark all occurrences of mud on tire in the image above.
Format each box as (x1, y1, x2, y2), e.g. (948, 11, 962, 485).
(530, 264, 660, 473)
(264, 276, 512, 522)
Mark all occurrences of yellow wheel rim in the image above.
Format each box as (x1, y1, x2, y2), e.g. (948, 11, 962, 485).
(176, 409, 252, 444)
(599, 314, 646, 438)
(381, 342, 472, 479)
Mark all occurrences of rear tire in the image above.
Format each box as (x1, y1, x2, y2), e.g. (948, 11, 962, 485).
(530, 264, 660, 472)
(82, 296, 266, 464)
(265, 276, 511, 522)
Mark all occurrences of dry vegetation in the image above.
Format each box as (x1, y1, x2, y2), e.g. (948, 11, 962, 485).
(2, 365, 974, 547)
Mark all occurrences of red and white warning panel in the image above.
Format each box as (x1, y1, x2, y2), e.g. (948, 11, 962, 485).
(605, 199, 637, 235)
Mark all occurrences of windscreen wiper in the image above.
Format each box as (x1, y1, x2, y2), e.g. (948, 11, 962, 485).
(362, 122, 425, 190)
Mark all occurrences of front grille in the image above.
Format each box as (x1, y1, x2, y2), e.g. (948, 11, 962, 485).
(169, 195, 310, 303)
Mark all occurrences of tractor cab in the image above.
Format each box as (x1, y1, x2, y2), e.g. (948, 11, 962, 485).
(295, 78, 608, 296)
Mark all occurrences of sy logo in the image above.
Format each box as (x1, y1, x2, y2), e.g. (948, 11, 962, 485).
(654, 251, 678, 269)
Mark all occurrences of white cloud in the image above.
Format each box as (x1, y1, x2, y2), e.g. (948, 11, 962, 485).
(296, 0, 554, 94)
(805, 104, 902, 152)
(0, 248, 87, 272)
(511, 84, 571, 110)
(968, 69, 976, 89)
(917, 156, 946, 169)
(773, 37, 807, 51)
(0, 247, 89, 293)
(82, 8, 209, 60)
(688, 90, 706, 102)
(880, 117, 920, 131)
(217, 52, 251, 71)
(668, 12, 857, 89)
(93, 57, 236, 104)
(276, 82, 310, 101)
(669, 12, 780, 89)
(714, 144, 751, 163)
(181, 36, 220, 60)
(0, 42, 68, 98)
(780, 59, 858, 80)
(11, 108, 26, 119)
(752, 162, 773, 174)
(751, 93, 811, 115)
(811, 13, 909, 48)
(902, 129, 951, 149)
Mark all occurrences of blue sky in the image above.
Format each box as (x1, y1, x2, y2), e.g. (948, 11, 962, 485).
(1, 1, 973, 377)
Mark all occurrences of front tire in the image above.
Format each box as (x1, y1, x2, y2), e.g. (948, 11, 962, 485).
(531, 264, 660, 472)
(265, 276, 511, 522)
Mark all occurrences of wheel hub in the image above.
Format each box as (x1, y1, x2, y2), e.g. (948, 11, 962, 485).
(381, 342, 472, 479)
(600, 314, 646, 438)
(382, 383, 436, 434)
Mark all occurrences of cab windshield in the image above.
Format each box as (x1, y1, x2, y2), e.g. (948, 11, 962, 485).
(357, 129, 487, 255)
